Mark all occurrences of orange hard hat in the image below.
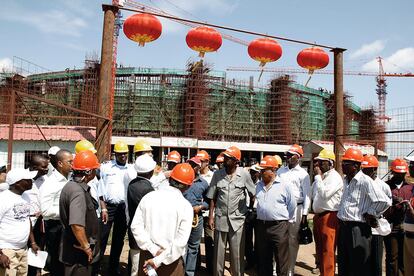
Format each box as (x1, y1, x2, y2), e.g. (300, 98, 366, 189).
(391, 158, 408, 173)
(361, 154, 379, 168)
(260, 155, 278, 169)
(167, 151, 181, 163)
(223, 146, 241, 161)
(72, 150, 100, 171)
(216, 153, 224, 163)
(287, 144, 304, 157)
(342, 148, 364, 163)
(196, 150, 210, 161)
(170, 163, 195, 186)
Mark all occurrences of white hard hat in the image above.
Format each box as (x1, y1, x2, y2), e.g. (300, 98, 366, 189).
(134, 154, 156, 173)
(6, 169, 38, 185)
(48, 146, 61, 156)
(374, 218, 392, 236)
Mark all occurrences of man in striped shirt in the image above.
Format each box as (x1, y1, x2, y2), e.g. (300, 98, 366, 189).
(337, 148, 391, 276)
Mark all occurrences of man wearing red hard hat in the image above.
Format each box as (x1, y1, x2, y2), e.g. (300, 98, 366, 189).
(206, 146, 255, 276)
(337, 148, 391, 276)
(277, 144, 311, 276)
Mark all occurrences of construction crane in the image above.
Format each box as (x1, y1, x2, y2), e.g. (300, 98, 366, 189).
(227, 57, 414, 124)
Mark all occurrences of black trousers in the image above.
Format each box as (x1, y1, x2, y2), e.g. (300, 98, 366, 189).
(256, 220, 289, 276)
(203, 216, 214, 273)
(28, 218, 45, 276)
(64, 263, 93, 276)
(44, 219, 64, 276)
(371, 234, 384, 276)
(245, 210, 257, 268)
(100, 202, 127, 269)
(384, 231, 405, 276)
(338, 220, 372, 276)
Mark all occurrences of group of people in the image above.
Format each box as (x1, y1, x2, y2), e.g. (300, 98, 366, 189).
(0, 139, 414, 276)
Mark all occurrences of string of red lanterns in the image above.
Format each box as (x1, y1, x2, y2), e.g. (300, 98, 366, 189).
(123, 13, 330, 78)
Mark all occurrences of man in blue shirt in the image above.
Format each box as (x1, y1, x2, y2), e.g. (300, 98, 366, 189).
(183, 156, 209, 276)
(255, 155, 296, 276)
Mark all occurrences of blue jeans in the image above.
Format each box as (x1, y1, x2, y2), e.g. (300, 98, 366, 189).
(185, 215, 203, 276)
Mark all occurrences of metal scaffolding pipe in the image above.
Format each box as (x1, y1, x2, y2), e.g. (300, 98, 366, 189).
(332, 48, 346, 174)
(96, 4, 118, 161)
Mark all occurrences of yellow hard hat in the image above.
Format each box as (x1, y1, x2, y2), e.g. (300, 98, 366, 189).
(75, 139, 97, 154)
(315, 149, 335, 161)
(274, 155, 283, 167)
(133, 139, 152, 153)
(114, 141, 129, 153)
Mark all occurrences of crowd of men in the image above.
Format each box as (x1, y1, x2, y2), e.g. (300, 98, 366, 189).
(0, 139, 414, 276)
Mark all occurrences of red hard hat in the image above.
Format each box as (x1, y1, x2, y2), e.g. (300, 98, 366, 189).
(260, 155, 278, 169)
(170, 163, 195, 186)
(287, 144, 304, 157)
(361, 154, 379, 168)
(391, 158, 408, 173)
(342, 148, 364, 163)
(72, 150, 100, 171)
(187, 156, 202, 166)
(223, 146, 241, 161)
(196, 150, 210, 161)
(167, 151, 181, 163)
(216, 153, 224, 163)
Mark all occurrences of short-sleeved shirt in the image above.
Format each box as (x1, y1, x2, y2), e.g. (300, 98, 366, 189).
(206, 167, 255, 232)
(59, 181, 100, 266)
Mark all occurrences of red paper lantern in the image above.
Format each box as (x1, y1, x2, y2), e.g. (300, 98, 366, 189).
(297, 47, 329, 73)
(186, 26, 222, 58)
(123, 13, 162, 46)
(248, 38, 282, 67)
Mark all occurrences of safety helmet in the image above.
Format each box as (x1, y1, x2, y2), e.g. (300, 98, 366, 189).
(170, 163, 195, 186)
(196, 150, 210, 161)
(274, 155, 282, 167)
(361, 154, 379, 168)
(342, 148, 363, 163)
(216, 153, 224, 163)
(223, 146, 241, 161)
(72, 150, 100, 171)
(133, 139, 152, 153)
(391, 158, 408, 173)
(287, 144, 304, 157)
(315, 149, 336, 162)
(113, 141, 129, 153)
(260, 155, 278, 169)
(75, 139, 97, 154)
(167, 151, 181, 163)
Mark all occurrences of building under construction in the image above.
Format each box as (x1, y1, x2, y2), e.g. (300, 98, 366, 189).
(0, 61, 384, 165)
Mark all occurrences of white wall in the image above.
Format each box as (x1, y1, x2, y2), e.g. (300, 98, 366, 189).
(0, 141, 76, 169)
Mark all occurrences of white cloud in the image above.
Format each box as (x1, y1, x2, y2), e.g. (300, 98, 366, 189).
(362, 47, 414, 72)
(0, 2, 88, 37)
(350, 40, 385, 59)
(0, 58, 13, 72)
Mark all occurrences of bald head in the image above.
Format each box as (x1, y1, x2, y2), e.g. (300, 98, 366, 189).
(56, 149, 73, 178)
(29, 154, 49, 179)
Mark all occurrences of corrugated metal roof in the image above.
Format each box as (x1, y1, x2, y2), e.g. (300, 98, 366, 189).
(0, 124, 95, 141)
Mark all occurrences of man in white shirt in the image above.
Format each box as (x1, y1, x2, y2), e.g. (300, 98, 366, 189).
(130, 163, 194, 276)
(39, 149, 72, 275)
(361, 154, 392, 276)
(25, 154, 49, 276)
(0, 169, 40, 276)
(337, 148, 391, 276)
(311, 149, 343, 276)
(277, 144, 310, 276)
(98, 141, 131, 275)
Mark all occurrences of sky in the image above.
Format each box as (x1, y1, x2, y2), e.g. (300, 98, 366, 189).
(1, 0, 413, 111)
